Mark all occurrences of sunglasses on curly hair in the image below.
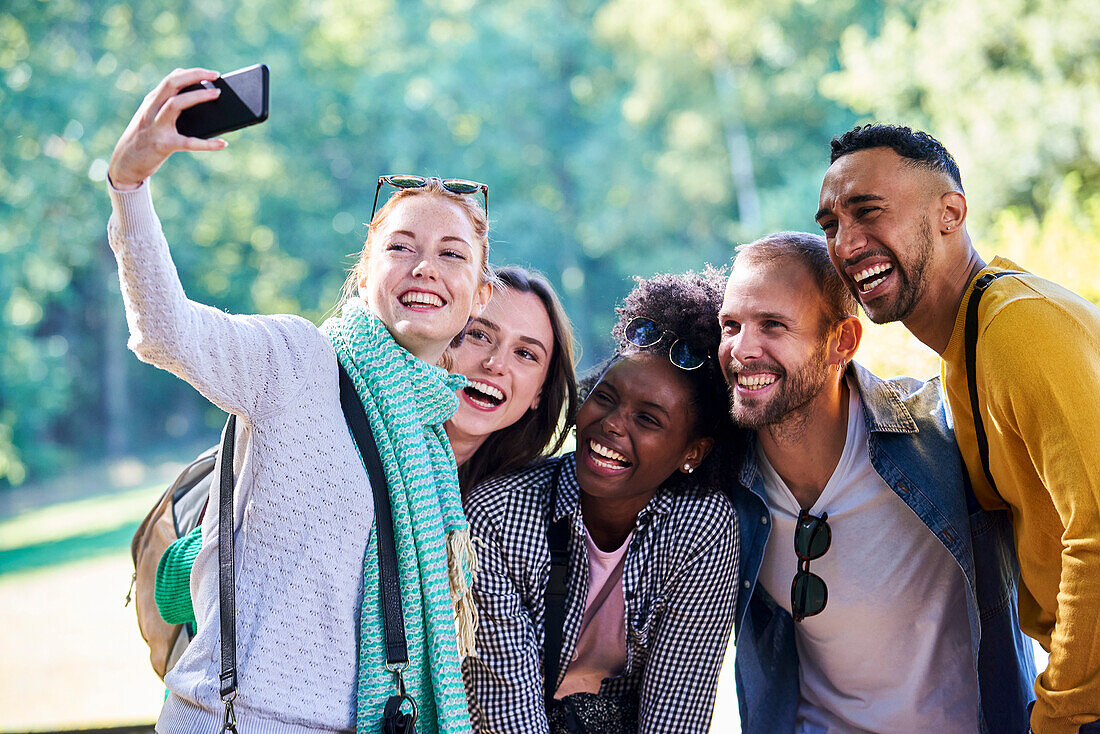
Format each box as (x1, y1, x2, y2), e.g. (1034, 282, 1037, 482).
(371, 175, 489, 224)
(624, 317, 708, 371)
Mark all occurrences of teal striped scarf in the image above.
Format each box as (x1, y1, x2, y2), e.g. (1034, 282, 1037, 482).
(322, 299, 475, 734)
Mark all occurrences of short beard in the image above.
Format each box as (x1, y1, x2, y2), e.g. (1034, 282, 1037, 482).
(863, 219, 935, 324)
(726, 336, 833, 430)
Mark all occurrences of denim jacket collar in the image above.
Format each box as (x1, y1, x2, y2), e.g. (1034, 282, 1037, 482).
(737, 362, 914, 488)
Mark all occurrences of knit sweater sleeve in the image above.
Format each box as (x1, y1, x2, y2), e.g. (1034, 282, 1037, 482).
(155, 525, 202, 626)
(106, 181, 328, 419)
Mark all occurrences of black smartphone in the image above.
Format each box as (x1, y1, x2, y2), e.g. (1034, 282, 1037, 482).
(175, 64, 269, 139)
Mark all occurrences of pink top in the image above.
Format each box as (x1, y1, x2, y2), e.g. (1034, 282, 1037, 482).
(554, 527, 632, 698)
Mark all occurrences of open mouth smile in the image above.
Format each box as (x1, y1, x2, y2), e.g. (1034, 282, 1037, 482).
(736, 372, 780, 392)
(586, 439, 632, 473)
(462, 379, 506, 410)
(851, 262, 895, 295)
(399, 289, 445, 310)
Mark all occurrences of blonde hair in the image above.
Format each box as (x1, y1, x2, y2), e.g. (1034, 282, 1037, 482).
(339, 180, 492, 305)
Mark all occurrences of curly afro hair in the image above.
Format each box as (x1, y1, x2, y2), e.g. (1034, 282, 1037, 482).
(581, 266, 747, 494)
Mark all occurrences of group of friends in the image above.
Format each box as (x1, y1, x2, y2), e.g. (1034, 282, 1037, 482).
(105, 68, 1099, 733)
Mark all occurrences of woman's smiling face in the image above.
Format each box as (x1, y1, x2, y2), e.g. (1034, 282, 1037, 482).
(574, 352, 711, 507)
(448, 287, 555, 449)
(358, 193, 491, 363)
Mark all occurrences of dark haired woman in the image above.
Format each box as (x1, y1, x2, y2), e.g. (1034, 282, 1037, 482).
(463, 269, 743, 733)
(448, 266, 578, 493)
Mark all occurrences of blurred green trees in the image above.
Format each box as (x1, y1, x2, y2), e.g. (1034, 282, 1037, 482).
(1, 0, 1096, 486)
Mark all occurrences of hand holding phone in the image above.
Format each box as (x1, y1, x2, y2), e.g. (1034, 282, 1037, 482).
(109, 67, 228, 190)
(175, 64, 269, 139)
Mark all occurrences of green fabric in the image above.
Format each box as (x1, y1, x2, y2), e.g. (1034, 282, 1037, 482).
(155, 525, 202, 626)
(321, 299, 472, 734)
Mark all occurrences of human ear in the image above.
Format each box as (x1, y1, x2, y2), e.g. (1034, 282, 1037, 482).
(834, 315, 862, 364)
(679, 436, 714, 473)
(470, 280, 493, 318)
(940, 191, 967, 234)
(356, 273, 370, 300)
(529, 386, 543, 412)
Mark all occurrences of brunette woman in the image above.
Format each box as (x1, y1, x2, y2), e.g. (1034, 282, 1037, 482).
(449, 266, 578, 493)
(463, 270, 743, 733)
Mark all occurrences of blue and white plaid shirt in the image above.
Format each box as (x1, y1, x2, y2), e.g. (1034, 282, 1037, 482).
(462, 454, 739, 733)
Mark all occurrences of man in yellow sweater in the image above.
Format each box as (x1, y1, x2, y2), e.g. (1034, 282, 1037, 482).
(814, 123, 1100, 734)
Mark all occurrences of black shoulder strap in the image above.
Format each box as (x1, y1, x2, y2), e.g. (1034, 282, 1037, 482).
(337, 362, 408, 667)
(217, 366, 412, 732)
(218, 414, 238, 730)
(543, 463, 571, 706)
(963, 270, 1023, 498)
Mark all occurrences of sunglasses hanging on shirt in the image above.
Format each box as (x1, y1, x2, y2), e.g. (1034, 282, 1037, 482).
(791, 508, 831, 622)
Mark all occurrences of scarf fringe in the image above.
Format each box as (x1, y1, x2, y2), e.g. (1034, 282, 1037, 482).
(448, 528, 479, 658)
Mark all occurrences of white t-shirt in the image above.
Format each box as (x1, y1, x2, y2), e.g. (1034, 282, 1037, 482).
(755, 380, 978, 733)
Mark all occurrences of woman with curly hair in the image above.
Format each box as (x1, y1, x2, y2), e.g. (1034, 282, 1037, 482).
(463, 269, 745, 734)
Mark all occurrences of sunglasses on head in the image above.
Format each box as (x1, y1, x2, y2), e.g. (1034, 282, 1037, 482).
(370, 174, 489, 224)
(624, 316, 708, 371)
(792, 508, 831, 622)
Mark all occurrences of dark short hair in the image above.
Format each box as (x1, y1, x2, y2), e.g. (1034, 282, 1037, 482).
(735, 232, 857, 330)
(830, 124, 964, 193)
(458, 266, 579, 493)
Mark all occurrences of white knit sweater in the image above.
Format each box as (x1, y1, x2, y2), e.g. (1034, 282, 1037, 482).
(108, 182, 374, 734)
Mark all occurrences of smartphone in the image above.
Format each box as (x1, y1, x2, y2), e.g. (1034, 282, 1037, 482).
(176, 64, 269, 139)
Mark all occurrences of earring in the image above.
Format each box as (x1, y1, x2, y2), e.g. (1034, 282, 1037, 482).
(683, 463, 694, 473)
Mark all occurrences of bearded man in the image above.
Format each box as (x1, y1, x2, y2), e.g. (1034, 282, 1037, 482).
(719, 232, 1032, 733)
(818, 124, 1100, 733)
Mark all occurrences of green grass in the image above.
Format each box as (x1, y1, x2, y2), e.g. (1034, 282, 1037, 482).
(0, 484, 163, 577)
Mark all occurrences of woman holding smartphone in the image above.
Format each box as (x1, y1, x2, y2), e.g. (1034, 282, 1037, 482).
(108, 67, 491, 734)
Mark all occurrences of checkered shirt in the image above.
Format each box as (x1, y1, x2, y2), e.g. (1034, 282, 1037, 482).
(462, 454, 739, 733)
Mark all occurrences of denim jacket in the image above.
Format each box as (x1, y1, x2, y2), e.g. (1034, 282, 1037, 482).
(730, 363, 1035, 733)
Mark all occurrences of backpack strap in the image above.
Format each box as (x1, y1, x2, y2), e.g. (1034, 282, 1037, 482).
(543, 463, 570, 707)
(963, 270, 1023, 498)
(218, 414, 239, 732)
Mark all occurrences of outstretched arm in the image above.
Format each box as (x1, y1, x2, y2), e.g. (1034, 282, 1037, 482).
(105, 69, 328, 421)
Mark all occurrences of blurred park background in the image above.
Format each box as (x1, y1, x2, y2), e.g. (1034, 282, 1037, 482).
(1, 0, 1095, 730)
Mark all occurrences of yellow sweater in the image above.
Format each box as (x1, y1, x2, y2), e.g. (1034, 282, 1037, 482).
(941, 257, 1100, 734)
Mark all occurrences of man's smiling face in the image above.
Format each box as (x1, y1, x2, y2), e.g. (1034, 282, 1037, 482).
(816, 147, 940, 324)
(718, 259, 834, 429)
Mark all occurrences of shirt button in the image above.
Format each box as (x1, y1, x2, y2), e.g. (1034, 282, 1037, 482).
(743, 580, 751, 589)
(760, 516, 769, 525)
